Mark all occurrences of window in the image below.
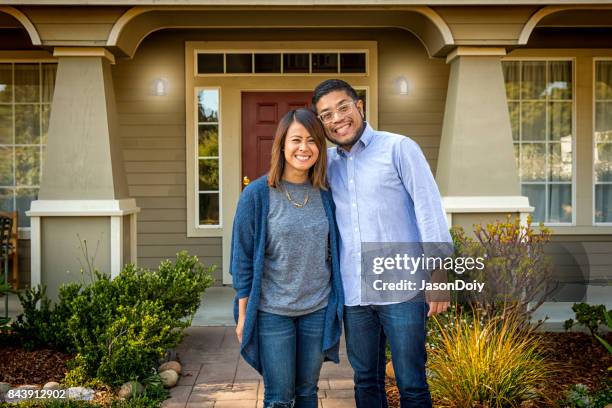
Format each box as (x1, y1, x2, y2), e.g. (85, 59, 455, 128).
(196, 51, 367, 75)
(0, 62, 56, 228)
(196, 88, 221, 226)
(503, 60, 573, 224)
(595, 60, 612, 223)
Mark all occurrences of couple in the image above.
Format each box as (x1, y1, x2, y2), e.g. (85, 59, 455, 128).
(230, 79, 452, 408)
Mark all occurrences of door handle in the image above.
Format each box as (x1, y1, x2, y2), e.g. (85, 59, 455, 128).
(243, 176, 251, 186)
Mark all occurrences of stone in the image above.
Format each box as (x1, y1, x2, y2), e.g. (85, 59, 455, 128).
(0, 382, 10, 394)
(159, 360, 182, 375)
(385, 361, 395, 379)
(66, 386, 95, 401)
(118, 381, 144, 399)
(43, 382, 61, 390)
(16, 385, 41, 391)
(160, 369, 179, 388)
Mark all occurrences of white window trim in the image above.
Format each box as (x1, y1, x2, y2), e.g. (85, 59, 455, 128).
(502, 56, 577, 227)
(187, 86, 223, 235)
(593, 57, 612, 226)
(194, 49, 370, 77)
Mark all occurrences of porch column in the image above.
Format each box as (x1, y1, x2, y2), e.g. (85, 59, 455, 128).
(436, 47, 532, 230)
(26, 48, 139, 300)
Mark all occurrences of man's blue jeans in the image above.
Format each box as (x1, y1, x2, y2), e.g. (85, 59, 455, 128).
(258, 308, 326, 408)
(344, 299, 432, 408)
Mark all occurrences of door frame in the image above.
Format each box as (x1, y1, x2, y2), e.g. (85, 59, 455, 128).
(185, 41, 378, 284)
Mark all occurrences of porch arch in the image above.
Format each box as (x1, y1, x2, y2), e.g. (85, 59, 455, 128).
(107, 6, 454, 58)
(0, 6, 42, 46)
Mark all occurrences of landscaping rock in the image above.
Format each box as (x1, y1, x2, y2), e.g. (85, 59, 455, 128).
(0, 382, 10, 394)
(43, 382, 61, 390)
(16, 385, 41, 391)
(385, 361, 395, 380)
(118, 381, 144, 399)
(66, 386, 95, 401)
(159, 360, 182, 375)
(159, 369, 179, 387)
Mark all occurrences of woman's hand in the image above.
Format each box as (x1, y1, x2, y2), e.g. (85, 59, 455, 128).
(236, 316, 245, 343)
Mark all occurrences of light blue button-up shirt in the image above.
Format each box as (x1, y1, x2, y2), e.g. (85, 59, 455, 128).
(327, 123, 452, 306)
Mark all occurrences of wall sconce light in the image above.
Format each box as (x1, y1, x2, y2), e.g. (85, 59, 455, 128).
(394, 76, 410, 95)
(153, 78, 168, 96)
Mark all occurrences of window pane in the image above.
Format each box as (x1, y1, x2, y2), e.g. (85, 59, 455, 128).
(0, 104, 12, 145)
(595, 143, 612, 182)
(226, 54, 252, 74)
(283, 53, 309, 73)
(0, 188, 13, 212)
(514, 143, 520, 172)
(199, 158, 219, 190)
(547, 61, 572, 100)
(0, 146, 13, 185)
(199, 193, 219, 225)
(41, 63, 57, 103)
(521, 61, 546, 100)
(548, 184, 572, 223)
(508, 101, 519, 141)
(0, 64, 12, 103)
(312, 53, 338, 73)
(522, 184, 545, 223)
(355, 89, 367, 121)
(595, 61, 612, 100)
(15, 146, 40, 186)
(254, 54, 281, 73)
(15, 104, 40, 144)
(198, 89, 219, 123)
(340, 53, 366, 73)
(42, 104, 50, 145)
(198, 125, 219, 157)
(197, 54, 224, 74)
(520, 143, 546, 181)
(16, 187, 36, 228)
(549, 142, 572, 182)
(595, 101, 612, 143)
(595, 184, 612, 223)
(503, 61, 520, 100)
(549, 101, 572, 141)
(14, 63, 39, 103)
(521, 102, 546, 141)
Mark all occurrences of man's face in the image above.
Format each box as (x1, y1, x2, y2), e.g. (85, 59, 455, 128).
(315, 90, 364, 148)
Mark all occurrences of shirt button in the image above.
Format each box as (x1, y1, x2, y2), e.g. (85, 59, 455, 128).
(349, 179, 354, 183)
(354, 228, 358, 232)
(349, 157, 353, 161)
(352, 203, 356, 207)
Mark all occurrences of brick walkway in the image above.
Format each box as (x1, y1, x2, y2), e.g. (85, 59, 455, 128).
(162, 326, 356, 408)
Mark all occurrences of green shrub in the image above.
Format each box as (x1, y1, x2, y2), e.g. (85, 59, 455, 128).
(11, 251, 214, 387)
(564, 303, 612, 337)
(560, 382, 612, 408)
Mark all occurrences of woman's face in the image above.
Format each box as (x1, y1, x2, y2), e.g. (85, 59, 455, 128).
(283, 120, 320, 175)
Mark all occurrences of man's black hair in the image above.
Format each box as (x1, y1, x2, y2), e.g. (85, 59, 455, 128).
(312, 79, 359, 109)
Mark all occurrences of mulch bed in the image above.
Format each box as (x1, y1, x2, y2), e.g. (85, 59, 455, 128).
(0, 346, 71, 386)
(385, 331, 612, 408)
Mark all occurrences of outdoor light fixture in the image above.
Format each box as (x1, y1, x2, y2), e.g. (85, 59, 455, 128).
(153, 78, 168, 96)
(395, 76, 410, 95)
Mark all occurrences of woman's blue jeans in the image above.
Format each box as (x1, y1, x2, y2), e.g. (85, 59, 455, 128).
(257, 307, 326, 408)
(344, 300, 432, 408)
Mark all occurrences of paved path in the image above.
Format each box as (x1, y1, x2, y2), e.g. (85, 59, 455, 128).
(162, 326, 356, 408)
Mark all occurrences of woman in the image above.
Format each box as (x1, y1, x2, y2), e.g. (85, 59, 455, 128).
(230, 108, 343, 408)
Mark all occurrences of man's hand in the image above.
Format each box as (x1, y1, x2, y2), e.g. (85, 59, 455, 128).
(427, 300, 450, 317)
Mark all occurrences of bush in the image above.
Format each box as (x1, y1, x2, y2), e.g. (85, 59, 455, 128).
(564, 303, 612, 337)
(450, 216, 554, 320)
(11, 251, 214, 387)
(560, 382, 612, 408)
(427, 309, 556, 407)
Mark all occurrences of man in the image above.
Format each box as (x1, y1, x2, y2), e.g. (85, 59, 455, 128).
(312, 79, 451, 408)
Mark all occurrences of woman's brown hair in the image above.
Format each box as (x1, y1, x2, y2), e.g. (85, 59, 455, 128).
(268, 108, 328, 190)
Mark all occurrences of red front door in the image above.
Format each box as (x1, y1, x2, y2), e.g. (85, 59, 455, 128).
(241, 92, 313, 186)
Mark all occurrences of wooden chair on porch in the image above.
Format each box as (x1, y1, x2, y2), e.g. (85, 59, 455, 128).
(0, 211, 18, 289)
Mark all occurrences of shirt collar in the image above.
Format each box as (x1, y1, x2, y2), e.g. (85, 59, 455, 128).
(336, 121, 374, 157)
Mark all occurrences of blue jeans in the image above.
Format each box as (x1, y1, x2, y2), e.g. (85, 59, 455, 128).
(344, 300, 431, 408)
(258, 308, 326, 408)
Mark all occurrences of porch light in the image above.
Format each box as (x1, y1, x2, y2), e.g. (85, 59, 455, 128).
(153, 78, 168, 96)
(395, 76, 409, 95)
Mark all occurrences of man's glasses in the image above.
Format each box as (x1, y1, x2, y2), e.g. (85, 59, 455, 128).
(317, 101, 356, 124)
